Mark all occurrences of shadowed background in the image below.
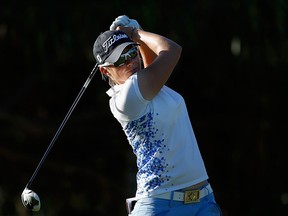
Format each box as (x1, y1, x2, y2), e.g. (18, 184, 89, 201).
(0, 0, 287, 215)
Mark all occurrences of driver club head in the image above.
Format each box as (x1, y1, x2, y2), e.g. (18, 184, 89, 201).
(21, 188, 41, 212)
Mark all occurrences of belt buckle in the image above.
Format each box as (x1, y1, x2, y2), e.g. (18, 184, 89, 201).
(184, 190, 200, 204)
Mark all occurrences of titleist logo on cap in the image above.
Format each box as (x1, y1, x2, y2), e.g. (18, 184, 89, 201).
(102, 34, 129, 52)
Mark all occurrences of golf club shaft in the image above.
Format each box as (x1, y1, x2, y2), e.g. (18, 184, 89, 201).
(25, 64, 98, 189)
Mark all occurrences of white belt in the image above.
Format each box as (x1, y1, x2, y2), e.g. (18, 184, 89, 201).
(152, 184, 213, 204)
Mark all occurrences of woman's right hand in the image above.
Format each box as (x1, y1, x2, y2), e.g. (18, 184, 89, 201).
(110, 15, 142, 31)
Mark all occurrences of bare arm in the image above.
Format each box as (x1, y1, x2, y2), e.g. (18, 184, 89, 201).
(133, 29, 157, 67)
(118, 26, 182, 100)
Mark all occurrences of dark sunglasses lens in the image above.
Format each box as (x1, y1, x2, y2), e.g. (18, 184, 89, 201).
(129, 48, 137, 58)
(114, 57, 126, 67)
(114, 47, 137, 67)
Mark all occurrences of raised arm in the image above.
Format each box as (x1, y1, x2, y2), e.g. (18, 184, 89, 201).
(118, 26, 182, 100)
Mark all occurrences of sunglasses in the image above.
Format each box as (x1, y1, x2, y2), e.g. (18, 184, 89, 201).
(113, 46, 138, 67)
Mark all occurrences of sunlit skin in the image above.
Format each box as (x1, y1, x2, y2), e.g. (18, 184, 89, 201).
(100, 26, 182, 101)
(99, 46, 142, 85)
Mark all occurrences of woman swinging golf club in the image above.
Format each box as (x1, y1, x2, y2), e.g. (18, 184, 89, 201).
(93, 15, 222, 216)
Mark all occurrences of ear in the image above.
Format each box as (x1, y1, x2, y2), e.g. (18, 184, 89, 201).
(99, 67, 109, 76)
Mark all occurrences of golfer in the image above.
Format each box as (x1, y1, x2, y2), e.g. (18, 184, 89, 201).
(93, 15, 222, 216)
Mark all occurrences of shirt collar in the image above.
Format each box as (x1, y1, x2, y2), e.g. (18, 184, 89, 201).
(106, 84, 122, 97)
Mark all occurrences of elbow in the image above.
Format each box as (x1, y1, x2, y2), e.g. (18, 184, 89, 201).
(174, 43, 182, 59)
(177, 44, 182, 56)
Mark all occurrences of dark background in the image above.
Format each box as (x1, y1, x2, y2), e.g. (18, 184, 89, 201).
(1, 0, 287, 215)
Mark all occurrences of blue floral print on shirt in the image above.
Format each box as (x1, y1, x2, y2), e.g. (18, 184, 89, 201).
(124, 112, 171, 195)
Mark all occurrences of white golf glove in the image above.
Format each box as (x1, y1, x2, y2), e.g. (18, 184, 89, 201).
(110, 15, 142, 30)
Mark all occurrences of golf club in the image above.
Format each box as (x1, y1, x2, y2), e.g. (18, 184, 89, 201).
(21, 63, 99, 211)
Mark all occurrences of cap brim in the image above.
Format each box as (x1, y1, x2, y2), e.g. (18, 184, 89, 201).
(101, 42, 137, 66)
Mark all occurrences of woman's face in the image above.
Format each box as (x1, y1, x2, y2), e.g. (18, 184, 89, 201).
(100, 46, 141, 85)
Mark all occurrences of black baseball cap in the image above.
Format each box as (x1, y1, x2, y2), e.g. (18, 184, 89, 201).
(93, 30, 137, 66)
